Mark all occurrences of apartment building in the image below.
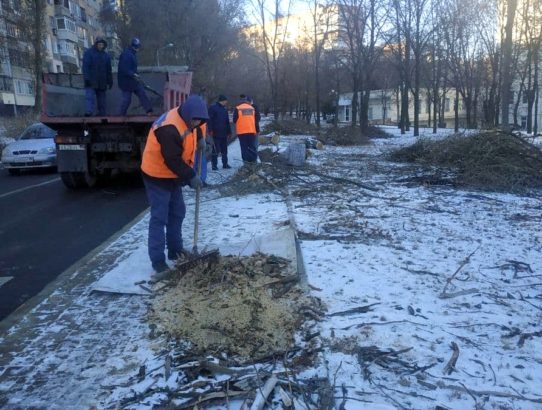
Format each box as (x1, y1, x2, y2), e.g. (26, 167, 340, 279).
(0, 0, 114, 115)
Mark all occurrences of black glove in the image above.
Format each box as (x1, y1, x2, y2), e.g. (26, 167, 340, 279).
(84, 80, 91, 88)
(189, 175, 202, 189)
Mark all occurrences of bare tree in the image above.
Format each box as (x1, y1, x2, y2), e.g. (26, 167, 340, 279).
(517, 0, 542, 133)
(0, 0, 46, 115)
(500, 0, 518, 128)
(250, 0, 292, 119)
(304, 0, 334, 126)
(337, 0, 387, 133)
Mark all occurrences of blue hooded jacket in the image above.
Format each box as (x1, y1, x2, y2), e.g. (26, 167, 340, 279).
(117, 47, 140, 91)
(208, 101, 231, 138)
(82, 38, 112, 90)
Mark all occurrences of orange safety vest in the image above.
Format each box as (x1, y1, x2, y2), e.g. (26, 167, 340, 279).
(235, 102, 256, 134)
(141, 108, 197, 178)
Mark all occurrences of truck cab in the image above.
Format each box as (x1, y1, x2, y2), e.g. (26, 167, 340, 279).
(40, 66, 192, 188)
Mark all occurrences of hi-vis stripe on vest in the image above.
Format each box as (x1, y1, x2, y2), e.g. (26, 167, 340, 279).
(141, 108, 196, 178)
(235, 103, 256, 134)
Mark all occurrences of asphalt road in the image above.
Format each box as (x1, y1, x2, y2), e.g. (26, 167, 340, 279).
(0, 168, 148, 321)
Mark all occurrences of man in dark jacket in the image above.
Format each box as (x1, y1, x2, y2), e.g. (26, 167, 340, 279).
(141, 95, 209, 278)
(82, 37, 112, 116)
(208, 94, 232, 170)
(117, 37, 153, 115)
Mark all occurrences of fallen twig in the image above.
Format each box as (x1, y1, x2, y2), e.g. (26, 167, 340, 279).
(328, 303, 380, 317)
(442, 342, 460, 375)
(440, 246, 481, 297)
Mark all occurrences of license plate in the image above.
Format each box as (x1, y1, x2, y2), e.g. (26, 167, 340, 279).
(12, 156, 32, 163)
(58, 144, 86, 150)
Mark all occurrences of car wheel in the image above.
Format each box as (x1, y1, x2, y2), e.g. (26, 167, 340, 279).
(60, 171, 97, 189)
(8, 169, 20, 176)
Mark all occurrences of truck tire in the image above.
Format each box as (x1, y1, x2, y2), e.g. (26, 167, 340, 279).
(60, 172, 97, 189)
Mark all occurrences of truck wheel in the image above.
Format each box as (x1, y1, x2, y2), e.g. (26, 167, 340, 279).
(60, 172, 97, 189)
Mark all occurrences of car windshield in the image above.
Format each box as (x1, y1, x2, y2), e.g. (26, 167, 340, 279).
(19, 124, 55, 140)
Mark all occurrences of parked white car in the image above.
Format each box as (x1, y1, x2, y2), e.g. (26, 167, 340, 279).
(1, 123, 57, 175)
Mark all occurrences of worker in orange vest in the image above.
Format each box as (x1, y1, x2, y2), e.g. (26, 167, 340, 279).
(233, 94, 258, 163)
(141, 95, 208, 279)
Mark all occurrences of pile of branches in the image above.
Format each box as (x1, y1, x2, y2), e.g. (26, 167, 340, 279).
(262, 119, 319, 135)
(390, 130, 542, 193)
(318, 126, 372, 146)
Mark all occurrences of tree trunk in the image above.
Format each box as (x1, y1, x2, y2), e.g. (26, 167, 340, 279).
(500, 0, 518, 128)
(454, 88, 459, 132)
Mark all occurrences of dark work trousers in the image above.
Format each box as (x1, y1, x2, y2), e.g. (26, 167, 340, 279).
(119, 84, 152, 115)
(212, 136, 229, 167)
(143, 176, 186, 264)
(238, 133, 257, 163)
(85, 88, 107, 116)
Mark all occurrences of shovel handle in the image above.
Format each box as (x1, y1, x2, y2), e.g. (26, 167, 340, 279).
(192, 148, 203, 253)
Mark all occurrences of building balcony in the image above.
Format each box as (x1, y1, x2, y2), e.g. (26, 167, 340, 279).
(60, 54, 78, 66)
(57, 29, 78, 43)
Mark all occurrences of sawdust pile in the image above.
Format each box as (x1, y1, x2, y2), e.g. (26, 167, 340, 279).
(149, 253, 322, 363)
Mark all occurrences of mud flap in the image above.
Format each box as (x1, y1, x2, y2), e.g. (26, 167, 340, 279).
(56, 144, 89, 173)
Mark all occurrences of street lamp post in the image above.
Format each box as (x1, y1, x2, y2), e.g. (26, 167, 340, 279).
(156, 43, 174, 67)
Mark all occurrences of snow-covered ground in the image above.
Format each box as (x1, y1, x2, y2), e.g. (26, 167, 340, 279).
(0, 126, 541, 409)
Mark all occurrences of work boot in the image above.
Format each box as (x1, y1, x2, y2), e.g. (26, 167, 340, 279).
(223, 164, 231, 169)
(168, 249, 191, 261)
(151, 261, 170, 281)
(212, 165, 218, 171)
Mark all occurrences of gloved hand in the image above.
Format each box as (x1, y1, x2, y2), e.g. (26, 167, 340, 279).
(197, 137, 206, 151)
(84, 80, 91, 88)
(189, 175, 202, 189)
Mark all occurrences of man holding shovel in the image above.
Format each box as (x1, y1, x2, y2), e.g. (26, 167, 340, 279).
(141, 95, 208, 279)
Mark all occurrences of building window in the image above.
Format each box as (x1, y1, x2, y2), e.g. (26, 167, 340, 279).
(16, 80, 32, 95)
(80, 7, 87, 22)
(54, 0, 70, 7)
(57, 17, 76, 32)
(6, 23, 20, 38)
(345, 107, 350, 122)
(368, 107, 373, 120)
(0, 76, 13, 92)
(444, 98, 451, 112)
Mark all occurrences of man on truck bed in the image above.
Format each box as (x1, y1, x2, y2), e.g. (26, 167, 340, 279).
(118, 37, 153, 116)
(141, 95, 208, 279)
(82, 37, 112, 116)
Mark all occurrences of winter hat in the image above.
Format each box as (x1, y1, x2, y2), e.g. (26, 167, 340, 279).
(239, 94, 248, 102)
(131, 37, 141, 49)
(217, 94, 228, 102)
(95, 36, 107, 47)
